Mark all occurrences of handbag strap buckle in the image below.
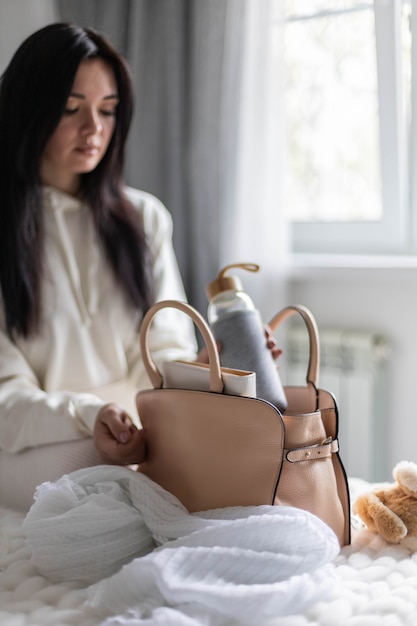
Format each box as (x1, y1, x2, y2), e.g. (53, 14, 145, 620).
(285, 438, 339, 463)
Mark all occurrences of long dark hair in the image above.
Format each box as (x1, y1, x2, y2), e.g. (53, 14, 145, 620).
(0, 22, 153, 338)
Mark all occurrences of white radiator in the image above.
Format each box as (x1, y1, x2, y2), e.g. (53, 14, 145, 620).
(282, 325, 389, 482)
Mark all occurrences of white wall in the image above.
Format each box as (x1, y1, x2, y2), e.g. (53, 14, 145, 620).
(286, 264, 417, 481)
(0, 0, 57, 73)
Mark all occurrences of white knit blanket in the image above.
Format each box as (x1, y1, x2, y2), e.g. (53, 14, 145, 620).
(2, 476, 417, 625)
(21, 465, 339, 625)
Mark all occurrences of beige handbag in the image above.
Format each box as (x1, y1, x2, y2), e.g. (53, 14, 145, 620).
(137, 299, 351, 546)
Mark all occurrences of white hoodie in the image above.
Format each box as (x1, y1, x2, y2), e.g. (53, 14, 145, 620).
(0, 186, 197, 453)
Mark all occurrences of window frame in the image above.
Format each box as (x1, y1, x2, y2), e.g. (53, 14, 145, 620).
(289, 0, 409, 256)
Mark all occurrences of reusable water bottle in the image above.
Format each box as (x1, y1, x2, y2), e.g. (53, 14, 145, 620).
(206, 263, 287, 411)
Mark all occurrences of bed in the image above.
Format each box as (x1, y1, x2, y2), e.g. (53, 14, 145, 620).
(1, 476, 417, 626)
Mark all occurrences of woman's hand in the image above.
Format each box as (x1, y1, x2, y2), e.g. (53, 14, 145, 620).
(93, 403, 146, 465)
(264, 325, 282, 361)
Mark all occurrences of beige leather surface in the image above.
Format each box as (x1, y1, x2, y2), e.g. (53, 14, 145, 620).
(137, 300, 351, 546)
(269, 306, 351, 546)
(138, 389, 284, 511)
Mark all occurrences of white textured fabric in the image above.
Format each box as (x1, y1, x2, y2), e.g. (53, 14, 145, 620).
(3, 479, 417, 626)
(0, 438, 102, 512)
(23, 466, 339, 625)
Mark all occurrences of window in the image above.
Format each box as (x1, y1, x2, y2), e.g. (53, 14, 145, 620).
(276, 0, 411, 255)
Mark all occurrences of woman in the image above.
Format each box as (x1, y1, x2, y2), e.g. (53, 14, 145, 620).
(0, 23, 197, 510)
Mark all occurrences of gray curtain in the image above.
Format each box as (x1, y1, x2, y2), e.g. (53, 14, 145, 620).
(58, 0, 245, 315)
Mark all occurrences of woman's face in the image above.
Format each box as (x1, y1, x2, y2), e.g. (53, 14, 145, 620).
(40, 58, 119, 196)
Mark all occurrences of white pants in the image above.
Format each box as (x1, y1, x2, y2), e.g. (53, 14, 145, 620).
(0, 438, 102, 512)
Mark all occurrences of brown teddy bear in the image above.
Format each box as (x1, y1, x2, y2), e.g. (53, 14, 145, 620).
(354, 460, 417, 551)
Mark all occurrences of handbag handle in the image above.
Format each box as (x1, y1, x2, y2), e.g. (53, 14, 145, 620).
(268, 305, 320, 387)
(140, 299, 224, 393)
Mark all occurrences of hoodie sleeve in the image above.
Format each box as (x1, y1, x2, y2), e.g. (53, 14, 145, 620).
(124, 188, 198, 387)
(0, 325, 104, 453)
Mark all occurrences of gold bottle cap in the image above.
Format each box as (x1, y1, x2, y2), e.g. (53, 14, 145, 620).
(206, 263, 260, 300)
